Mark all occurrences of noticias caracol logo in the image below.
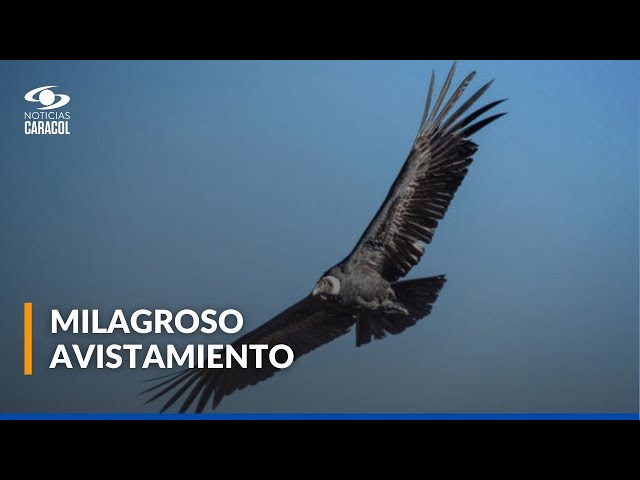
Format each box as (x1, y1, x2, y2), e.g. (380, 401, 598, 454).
(24, 86, 70, 110)
(24, 85, 71, 135)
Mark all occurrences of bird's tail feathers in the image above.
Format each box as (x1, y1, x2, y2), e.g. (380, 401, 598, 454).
(356, 275, 446, 347)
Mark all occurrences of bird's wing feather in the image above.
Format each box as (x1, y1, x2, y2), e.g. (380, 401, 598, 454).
(142, 295, 354, 412)
(343, 62, 506, 282)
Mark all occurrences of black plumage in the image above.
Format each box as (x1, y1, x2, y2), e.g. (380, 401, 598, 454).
(144, 62, 505, 412)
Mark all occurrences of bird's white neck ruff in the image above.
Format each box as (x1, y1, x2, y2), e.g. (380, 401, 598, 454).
(325, 276, 340, 295)
(312, 275, 341, 296)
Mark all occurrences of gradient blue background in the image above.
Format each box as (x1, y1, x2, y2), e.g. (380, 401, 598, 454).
(0, 60, 637, 413)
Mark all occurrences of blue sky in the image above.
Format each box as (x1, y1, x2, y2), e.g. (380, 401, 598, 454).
(0, 60, 637, 412)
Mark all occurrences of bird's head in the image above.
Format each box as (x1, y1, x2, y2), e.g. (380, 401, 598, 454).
(312, 275, 341, 297)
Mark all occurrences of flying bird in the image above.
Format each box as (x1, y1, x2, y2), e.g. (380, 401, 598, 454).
(144, 62, 505, 412)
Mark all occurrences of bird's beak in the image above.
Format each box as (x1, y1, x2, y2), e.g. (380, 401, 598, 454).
(312, 286, 320, 296)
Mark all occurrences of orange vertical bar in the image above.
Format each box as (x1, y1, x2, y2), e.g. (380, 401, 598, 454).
(24, 302, 32, 375)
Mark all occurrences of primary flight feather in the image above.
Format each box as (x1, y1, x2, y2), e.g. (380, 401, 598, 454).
(144, 62, 506, 412)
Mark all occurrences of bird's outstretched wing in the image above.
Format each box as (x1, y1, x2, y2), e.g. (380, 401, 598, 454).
(342, 62, 506, 282)
(143, 296, 354, 413)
